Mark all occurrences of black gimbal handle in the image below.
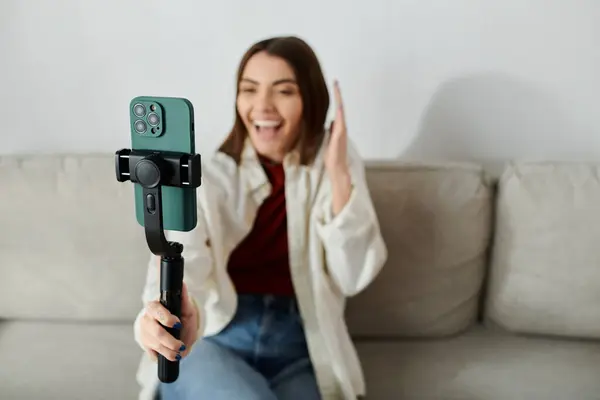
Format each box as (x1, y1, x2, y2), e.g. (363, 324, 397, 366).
(158, 242, 184, 383)
(115, 149, 201, 383)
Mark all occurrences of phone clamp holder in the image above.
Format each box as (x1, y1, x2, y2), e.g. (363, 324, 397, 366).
(115, 148, 202, 383)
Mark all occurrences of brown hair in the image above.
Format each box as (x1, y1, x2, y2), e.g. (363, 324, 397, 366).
(218, 36, 330, 165)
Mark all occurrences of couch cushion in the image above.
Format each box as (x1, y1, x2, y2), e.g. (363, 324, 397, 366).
(356, 324, 600, 400)
(485, 162, 600, 339)
(345, 161, 493, 337)
(0, 320, 141, 400)
(0, 155, 149, 321)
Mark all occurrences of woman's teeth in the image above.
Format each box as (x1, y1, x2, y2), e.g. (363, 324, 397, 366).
(254, 120, 281, 127)
(254, 120, 282, 133)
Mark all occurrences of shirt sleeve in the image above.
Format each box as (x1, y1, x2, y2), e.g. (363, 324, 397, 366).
(314, 139, 388, 296)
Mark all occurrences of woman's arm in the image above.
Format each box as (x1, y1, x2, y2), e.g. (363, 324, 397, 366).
(315, 140, 388, 297)
(330, 166, 353, 217)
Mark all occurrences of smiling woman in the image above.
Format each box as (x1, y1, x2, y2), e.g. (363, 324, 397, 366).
(237, 52, 304, 162)
(133, 35, 388, 400)
(219, 36, 330, 165)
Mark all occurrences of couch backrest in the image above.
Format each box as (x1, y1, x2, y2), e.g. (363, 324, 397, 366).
(0, 154, 149, 322)
(484, 161, 600, 340)
(344, 161, 494, 338)
(6, 154, 598, 341)
(1, 153, 496, 333)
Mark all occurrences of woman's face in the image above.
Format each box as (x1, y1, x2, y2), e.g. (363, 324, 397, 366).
(236, 51, 303, 163)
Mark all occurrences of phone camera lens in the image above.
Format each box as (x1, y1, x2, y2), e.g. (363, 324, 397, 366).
(133, 103, 146, 117)
(147, 113, 160, 126)
(134, 119, 147, 133)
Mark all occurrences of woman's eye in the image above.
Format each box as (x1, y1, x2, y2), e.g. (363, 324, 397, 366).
(240, 87, 255, 93)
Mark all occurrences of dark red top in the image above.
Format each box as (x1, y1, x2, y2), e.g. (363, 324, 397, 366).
(226, 157, 295, 296)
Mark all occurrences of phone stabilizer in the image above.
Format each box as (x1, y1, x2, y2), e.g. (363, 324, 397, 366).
(114, 148, 201, 383)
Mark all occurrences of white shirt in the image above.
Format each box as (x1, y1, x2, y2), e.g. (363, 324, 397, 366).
(133, 135, 388, 400)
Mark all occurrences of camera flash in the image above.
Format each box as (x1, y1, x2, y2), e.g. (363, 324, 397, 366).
(150, 104, 156, 111)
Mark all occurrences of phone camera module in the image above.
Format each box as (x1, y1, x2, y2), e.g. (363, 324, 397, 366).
(133, 103, 146, 117)
(147, 113, 160, 126)
(134, 119, 147, 134)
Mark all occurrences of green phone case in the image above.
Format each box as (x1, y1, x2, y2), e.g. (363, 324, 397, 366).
(129, 96, 197, 232)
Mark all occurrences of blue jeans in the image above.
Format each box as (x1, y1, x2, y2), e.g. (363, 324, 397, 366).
(159, 294, 322, 400)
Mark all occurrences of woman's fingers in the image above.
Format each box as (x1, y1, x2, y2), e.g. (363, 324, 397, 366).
(145, 300, 182, 329)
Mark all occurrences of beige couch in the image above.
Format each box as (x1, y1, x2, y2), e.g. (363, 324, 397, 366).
(2, 153, 600, 400)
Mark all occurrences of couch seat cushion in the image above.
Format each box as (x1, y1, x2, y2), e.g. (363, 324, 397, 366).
(0, 320, 141, 400)
(356, 324, 600, 400)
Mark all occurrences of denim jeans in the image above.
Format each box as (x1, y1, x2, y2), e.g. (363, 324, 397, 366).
(159, 293, 322, 400)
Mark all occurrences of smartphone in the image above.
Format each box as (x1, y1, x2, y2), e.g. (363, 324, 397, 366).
(129, 96, 197, 232)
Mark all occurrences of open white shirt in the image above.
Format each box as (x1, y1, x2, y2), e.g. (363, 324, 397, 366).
(133, 135, 388, 400)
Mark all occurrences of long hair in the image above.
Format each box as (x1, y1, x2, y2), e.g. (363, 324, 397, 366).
(218, 36, 330, 165)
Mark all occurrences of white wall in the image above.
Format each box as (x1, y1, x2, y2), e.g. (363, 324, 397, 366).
(1, 0, 598, 171)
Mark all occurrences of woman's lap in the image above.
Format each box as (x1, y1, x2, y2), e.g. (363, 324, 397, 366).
(270, 356, 321, 400)
(159, 294, 322, 400)
(160, 338, 273, 400)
